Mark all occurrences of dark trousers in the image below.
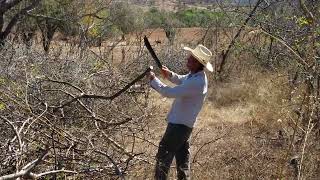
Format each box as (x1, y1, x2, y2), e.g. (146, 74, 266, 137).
(155, 123, 193, 180)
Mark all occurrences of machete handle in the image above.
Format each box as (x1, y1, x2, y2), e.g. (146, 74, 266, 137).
(160, 68, 169, 79)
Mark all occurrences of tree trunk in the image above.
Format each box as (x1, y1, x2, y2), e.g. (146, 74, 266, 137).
(42, 30, 55, 53)
(0, 0, 41, 46)
(0, 12, 4, 46)
(0, 12, 4, 33)
(0, 34, 4, 46)
(317, 73, 320, 136)
(39, 19, 57, 53)
(217, 0, 263, 75)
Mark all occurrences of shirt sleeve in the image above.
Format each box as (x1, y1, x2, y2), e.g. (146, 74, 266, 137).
(150, 77, 203, 98)
(167, 72, 188, 85)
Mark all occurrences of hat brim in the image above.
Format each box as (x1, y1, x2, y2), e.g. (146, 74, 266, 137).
(183, 46, 193, 51)
(183, 46, 214, 72)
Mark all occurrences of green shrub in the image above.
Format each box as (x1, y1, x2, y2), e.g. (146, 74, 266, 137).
(144, 7, 167, 28)
(144, 7, 230, 28)
(176, 8, 227, 27)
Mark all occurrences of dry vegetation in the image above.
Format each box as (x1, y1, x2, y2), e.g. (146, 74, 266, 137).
(1, 0, 319, 179)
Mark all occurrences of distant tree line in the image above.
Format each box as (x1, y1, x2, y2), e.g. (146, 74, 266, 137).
(1, 0, 240, 52)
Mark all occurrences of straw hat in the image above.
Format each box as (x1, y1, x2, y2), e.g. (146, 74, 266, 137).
(183, 44, 213, 72)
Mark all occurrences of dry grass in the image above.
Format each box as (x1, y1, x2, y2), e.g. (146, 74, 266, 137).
(127, 66, 309, 179)
(2, 26, 318, 179)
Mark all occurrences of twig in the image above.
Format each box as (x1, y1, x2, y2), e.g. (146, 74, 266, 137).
(94, 149, 125, 180)
(94, 118, 137, 158)
(46, 88, 133, 126)
(0, 0, 41, 41)
(51, 131, 58, 177)
(299, 0, 315, 23)
(217, 0, 263, 74)
(44, 78, 84, 93)
(30, 169, 77, 178)
(258, 28, 310, 68)
(192, 129, 231, 164)
(52, 66, 153, 109)
(0, 115, 23, 172)
(298, 104, 316, 180)
(100, 130, 134, 158)
(23, 102, 48, 135)
(277, 95, 306, 178)
(0, 116, 23, 155)
(0, 148, 49, 180)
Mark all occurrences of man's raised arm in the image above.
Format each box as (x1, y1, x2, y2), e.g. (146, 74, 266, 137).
(161, 66, 187, 85)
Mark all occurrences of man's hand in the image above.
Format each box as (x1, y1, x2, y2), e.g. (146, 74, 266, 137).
(161, 66, 171, 79)
(148, 71, 155, 81)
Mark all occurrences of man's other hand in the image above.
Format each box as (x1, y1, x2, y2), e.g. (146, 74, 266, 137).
(161, 66, 171, 79)
(148, 71, 155, 81)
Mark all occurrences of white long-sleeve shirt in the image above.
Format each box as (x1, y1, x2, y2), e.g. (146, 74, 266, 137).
(150, 70, 208, 128)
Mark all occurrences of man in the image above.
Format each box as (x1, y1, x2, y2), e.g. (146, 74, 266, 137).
(148, 44, 213, 180)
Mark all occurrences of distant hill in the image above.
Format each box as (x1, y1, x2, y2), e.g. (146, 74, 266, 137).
(127, 0, 260, 10)
(129, 0, 259, 5)
(179, 0, 258, 5)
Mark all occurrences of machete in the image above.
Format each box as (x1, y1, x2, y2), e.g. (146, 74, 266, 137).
(144, 36, 162, 68)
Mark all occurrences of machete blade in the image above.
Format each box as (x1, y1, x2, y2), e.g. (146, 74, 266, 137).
(144, 36, 162, 68)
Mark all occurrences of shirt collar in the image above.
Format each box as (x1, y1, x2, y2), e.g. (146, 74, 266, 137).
(189, 70, 204, 78)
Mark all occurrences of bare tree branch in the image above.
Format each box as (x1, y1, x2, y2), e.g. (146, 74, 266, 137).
(217, 0, 263, 75)
(258, 27, 310, 68)
(94, 149, 125, 180)
(52, 66, 153, 109)
(46, 88, 133, 126)
(299, 0, 315, 23)
(0, 148, 49, 180)
(0, 0, 41, 42)
(0, 0, 22, 13)
(30, 169, 77, 178)
(192, 129, 232, 164)
(44, 78, 84, 93)
(0, 115, 23, 153)
(0, 12, 4, 33)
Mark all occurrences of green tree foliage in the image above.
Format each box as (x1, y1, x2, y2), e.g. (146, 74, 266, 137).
(33, 0, 78, 51)
(108, 2, 144, 37)
(81, 1, 145, 44)
(0, 0, 41, 45)
(144, 7, 166, 28)
(143, 7, 233, 44)
(144, 7, 230, 28)
(176, 8, 225, 27)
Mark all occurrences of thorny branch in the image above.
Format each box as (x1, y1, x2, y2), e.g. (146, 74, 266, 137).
(49, 66, 153, 109)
